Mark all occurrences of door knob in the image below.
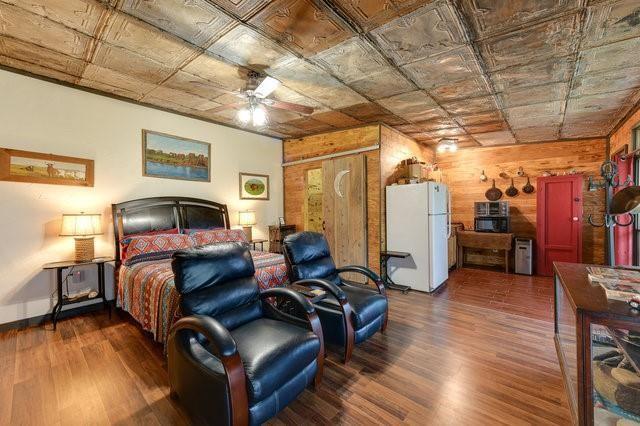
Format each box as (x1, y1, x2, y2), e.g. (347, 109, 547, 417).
(572, 217, 579, 221)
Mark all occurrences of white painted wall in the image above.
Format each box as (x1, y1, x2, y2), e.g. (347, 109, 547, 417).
(0, 70, 283, 325)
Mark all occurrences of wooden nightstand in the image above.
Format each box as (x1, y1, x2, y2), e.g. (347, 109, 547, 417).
(250, 239, 268, 251)
(43, 257, 113, 330)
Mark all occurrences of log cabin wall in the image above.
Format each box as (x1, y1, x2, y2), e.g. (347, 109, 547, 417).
(609, 105, 640, 156)
(283, 124, 381, 271)
(436, 139, 607, 266)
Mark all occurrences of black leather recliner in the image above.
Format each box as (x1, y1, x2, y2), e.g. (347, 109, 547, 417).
(168, 242, 324, 426)
(282, 232, 388, 363)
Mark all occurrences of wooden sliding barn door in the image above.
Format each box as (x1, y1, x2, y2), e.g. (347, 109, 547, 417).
(322, 154, 367, 275)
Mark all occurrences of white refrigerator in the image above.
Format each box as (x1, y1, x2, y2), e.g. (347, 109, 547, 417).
(386, 182, 450, 292)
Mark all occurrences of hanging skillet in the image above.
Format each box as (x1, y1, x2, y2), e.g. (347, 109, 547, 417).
(506, 178, 518, 197)
(485, 179, 503, 201)
(522, 176, 535, 194)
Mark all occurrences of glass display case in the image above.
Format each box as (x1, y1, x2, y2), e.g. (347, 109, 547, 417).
(554, 263, 640, 425)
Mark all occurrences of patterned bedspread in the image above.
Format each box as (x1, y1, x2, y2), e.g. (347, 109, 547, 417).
(117, 250, 288, 345)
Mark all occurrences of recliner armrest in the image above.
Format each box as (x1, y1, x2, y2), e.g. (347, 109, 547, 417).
(170, 315, 237, 358)
(337, 265, 386, 295)
(293, 278, 347, 301)
(261, 287, 315, 314)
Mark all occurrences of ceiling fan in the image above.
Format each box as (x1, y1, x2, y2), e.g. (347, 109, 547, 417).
(209, 71, 314, 127)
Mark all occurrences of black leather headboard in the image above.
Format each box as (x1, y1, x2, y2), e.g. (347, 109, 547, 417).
(111, 196, 230, 263)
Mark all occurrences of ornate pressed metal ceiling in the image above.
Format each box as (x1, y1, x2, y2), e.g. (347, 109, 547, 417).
(1, 0, 639, 148)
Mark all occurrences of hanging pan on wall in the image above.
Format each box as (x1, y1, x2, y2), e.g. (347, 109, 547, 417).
(523, 177, 535, 194)
(485, 179, 503, 201)
(506, 178, 518, 197)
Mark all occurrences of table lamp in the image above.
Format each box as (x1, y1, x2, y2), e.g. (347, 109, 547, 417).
(59, 213, 103, 262)
(238, 210, 256, 241)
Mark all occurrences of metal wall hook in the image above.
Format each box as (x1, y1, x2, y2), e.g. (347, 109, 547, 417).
(613, 213, 634, 227)
(588, 214, 605, 227)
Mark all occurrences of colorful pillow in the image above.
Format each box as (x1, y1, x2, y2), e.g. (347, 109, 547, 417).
(120, 228, 179, 260)
(189, 229, 248, 246)
(124, 233, 194, 265)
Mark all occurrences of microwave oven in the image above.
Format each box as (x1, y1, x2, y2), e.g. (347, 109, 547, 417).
(474, 216, 511, 233)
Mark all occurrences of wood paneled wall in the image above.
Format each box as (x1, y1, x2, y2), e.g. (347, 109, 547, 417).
(283, 124, 434, 273)
(436, 139, 607, 265)
(610, 105, 640, 155)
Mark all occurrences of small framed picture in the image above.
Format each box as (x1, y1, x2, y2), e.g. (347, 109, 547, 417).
(239, 172, 270, 200)
(278, 217, 286, 226)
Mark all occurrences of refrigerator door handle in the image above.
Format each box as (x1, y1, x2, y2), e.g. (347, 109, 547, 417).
(446, 190, 452, 238)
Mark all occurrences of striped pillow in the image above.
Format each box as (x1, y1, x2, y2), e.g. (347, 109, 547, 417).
(189, 229, 248, 246)
(124, 233, 194, 265)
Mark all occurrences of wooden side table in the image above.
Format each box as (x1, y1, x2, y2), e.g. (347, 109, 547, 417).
(43, 257, 114, 330)
(457, 231, 513, 273)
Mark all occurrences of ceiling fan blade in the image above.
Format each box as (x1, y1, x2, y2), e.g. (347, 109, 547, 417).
(267, 100, 314, 115)
(254, 76, 280, 98)
(207, 102, 246, 114)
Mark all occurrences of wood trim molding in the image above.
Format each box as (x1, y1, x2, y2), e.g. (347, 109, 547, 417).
(282, 144, 380, 167)
(609, 99, 640, 138)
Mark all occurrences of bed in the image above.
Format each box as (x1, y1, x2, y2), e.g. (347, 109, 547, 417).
(112, 197, 289, 345)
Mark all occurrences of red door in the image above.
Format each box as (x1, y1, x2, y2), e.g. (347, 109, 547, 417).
(612, 152, 634, 266)
(536, 175, 583, 276)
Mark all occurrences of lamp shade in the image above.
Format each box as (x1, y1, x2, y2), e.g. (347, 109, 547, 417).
(610, 186, 640, 215)
(59, 213, 102, 237)
(238, 211, 256, 226)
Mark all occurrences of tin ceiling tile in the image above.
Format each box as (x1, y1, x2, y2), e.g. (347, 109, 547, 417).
(500, 82, 569, 108)
(338, 102, 406, 124)
(208, 24, 295, 68)
(561, 115, 614, 138)
(505, 101, 565, 129)
(332, 0, 434, 31)
(401, 45, 483, 90)
(143, 86, 221, 111)
(101, 12, 199, 69)
(249, 0, 354, 57)
(473, 130, 516, 146)
(441, 95, 499, 116)
(311, 110, 363, 127)
(78, 77, 143, 100)
(571, 66, 640, 97)
(454, 110, 504, 126)
(119, 0, 236, 48)
(421, 126, 468, 139)
(312, 37, 389, 83)
(209, 0, 271, 20)
(271, 84, 327, 112)
(513, 126, 560, 142)
(267, 57, 366, 108)
(0, 54, 78, 83)
(460, 0, 581, 39)
(464, 121, 509, 133)
(566, 90, 635, 114)
(582, 0, 640, 49)
(287, 117, 335, 132)
(371, 1, 468, 66)
(92, 42, 175, 83)
(0, 3, 91, 59)
(182, 52, 250, 92)
(377, 90, 443, 122)
(576, 37, 640, 75)
(412, 117, 460, 131)
(162, 70, 229, 100)
(5, 0, 107, 35)
(490, 57, 575, 92)
(429, 77, 492, 102)
(479, 14, 580, 71)
(0, 37, 86, 76)
(349, 68, 416, 99)
(81, 63, 157, 99)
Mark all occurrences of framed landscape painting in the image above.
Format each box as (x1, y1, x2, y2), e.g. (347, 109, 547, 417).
(142, 130, 211, 182)
(239, 172, 269, 200)
(0, 148, 94, 187)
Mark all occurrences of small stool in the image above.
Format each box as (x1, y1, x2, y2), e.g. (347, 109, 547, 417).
(380, 251, 411, 294)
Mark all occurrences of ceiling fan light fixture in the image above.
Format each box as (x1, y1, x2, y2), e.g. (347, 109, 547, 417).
(437, 138, 458, 153)
(238, 107, 251, 124)
(252, 106, 267, 127)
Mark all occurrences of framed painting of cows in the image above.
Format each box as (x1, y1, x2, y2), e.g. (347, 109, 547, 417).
(0, 148, 94, 187)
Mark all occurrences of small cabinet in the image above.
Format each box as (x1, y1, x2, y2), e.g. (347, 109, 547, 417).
(447, 223, 463, 269)
(268, 225, 296, 254)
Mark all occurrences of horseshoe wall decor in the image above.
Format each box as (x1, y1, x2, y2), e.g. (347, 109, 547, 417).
(333, 169, 350, 198)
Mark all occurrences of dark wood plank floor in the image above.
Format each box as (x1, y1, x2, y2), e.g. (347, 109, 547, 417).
(0, 268, 570, 425)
